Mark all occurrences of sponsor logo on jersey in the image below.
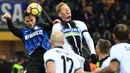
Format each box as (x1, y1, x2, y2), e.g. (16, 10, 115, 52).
(34, 26, 38, 30)
(61, 28, 81, 32)
(25, 30, 43, 40)
(61, 28, 81, 37)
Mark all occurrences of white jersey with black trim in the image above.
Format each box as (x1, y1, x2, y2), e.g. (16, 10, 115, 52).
(44, 47, 85, 73)
(52, 20, 95, 56)
(99, 56, 111, 69)
(110, 43, 130, 73)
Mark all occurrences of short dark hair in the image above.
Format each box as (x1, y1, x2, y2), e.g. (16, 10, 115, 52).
(113, 24, 129, 41)
(23, 10, 38, 21)
(97, 39, 111, 54)
(23, 10, 30, 18)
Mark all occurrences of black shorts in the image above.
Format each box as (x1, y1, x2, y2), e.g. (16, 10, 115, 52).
(24, 47, 46, 73)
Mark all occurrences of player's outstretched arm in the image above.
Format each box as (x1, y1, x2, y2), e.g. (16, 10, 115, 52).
(3, 13, 22, 39)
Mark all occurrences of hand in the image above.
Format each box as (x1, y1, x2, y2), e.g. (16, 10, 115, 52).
(3, 13, 11, 20)
(53, 19, 61, 24)
(95, 67, 101, 72)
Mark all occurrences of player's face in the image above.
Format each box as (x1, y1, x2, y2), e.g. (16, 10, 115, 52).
(95, 45, 99, 57)
(59, 4, 71, 20)
(24, 16, 36, 28)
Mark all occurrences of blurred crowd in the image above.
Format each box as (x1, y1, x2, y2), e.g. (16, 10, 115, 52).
(81, 0, 130, 45)
(0, 55, 28, 73)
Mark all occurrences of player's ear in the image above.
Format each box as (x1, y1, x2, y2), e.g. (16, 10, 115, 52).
(112, 33, 120, 43)
(49, 40, 52, 44)
(96, 46, 99, 54)
(62, 41, 64, 45)
(129, 34, 130, 39)
(112, 33, 116, 40)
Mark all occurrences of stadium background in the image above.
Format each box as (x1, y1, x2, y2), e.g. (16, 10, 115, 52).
(0, 0, 130, 69)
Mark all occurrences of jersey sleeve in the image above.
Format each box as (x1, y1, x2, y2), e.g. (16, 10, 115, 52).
(83, 32, 96, 54)
(75, 20, 88, 32)
(76, 21, 96, 54)
(74, 56, 83, 72)
(110, 46, 122, 63)
(52, 23, 61, 33)
(44, 50, 56, 65)
(7, 19, 22, 39)
(52, 20, 95, 55)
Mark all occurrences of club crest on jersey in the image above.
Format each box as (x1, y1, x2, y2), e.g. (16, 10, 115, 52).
(61, 28, 81, 37)
(34, 26, 39, 30)
(61, 28, 81, 32)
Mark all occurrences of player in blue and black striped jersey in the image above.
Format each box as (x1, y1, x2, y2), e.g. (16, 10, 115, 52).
(3, 11, 52, 73)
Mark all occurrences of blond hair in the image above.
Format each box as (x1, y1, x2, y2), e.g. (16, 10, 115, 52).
(56, 2, 67, 14)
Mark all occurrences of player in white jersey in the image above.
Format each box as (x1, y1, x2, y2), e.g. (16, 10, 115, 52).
(95, 39, 111, 69)
(52, 2, 98, 71)
(44, 31, 85, 73)
(91, 24, 130, 73)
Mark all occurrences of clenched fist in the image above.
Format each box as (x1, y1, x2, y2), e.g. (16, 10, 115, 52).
(3, 13, 11, 20)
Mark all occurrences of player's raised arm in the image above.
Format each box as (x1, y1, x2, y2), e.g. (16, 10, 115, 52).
(3, 13, 22, 39)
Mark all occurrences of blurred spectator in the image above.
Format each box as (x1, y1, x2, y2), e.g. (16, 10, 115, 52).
(12, 57, 24, 73)
(22, 56, 28, 69)
(92, 31, 101, 45)
(64, 0, 85, 21)
(85, 0, 126, 44)
(0, 55, 12, 73)
(13, 56, 18, 63)
(0, 55, 6, 73)
(83, 5, 98, 34)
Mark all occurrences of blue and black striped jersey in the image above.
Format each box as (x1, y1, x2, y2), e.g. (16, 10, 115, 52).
(21, 25, 51, 56)
(7, 19, 51, 57)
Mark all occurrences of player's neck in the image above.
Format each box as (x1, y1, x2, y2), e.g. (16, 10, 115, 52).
(119, 40, 129, 43)
(62, 18, 71, 22)
(52, 43, 63, 48)
(114, 39, 129, 44)
(98, 53, 109, 61)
